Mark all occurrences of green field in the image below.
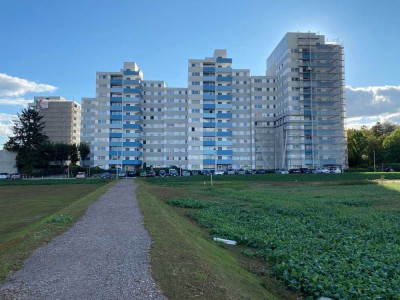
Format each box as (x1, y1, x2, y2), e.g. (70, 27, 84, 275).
(0, 179, 111, 282)
(139, 173, 400, 299)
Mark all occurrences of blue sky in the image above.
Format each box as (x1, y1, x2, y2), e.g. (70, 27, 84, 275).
(1, 0, 400, 147)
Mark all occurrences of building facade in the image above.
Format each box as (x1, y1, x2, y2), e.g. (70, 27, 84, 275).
(32, 96, 81, 145)
(81, 32, 347, 171)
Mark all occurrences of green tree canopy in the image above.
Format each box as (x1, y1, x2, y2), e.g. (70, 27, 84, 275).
(78, 142, 90, 166)
(4, 108, 49, 174)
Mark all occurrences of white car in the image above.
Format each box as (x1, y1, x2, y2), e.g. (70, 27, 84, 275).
(76, 172, 86, 179)
(330, 168, 342, 174)
(315, 168, 330, 174)
(214, 170, 224, 175)
(275, 169, 289, 174)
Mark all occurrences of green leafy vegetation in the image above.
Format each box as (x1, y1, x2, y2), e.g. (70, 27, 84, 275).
(166, 198, 212, 209)
(143, 175, 400, 299)
(47, 214, 72, 224)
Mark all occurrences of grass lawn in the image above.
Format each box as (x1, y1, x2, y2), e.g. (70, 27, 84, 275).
(138, 173, 400, 299)
(0, 179, 112, 282)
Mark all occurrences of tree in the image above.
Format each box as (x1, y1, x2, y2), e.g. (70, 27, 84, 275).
(383, 128, 400, 163)
(69, 144, 79, 165)
(53, 143, 70, 169)
(78, 142, 90, 166)
(347, 129, 369, 167)
(4, 108, 49, 174)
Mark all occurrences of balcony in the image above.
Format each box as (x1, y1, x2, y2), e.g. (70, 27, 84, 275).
(110, 87, 123, 93)
(217, 159, 232, 164)
(123, 70, 139, 76)
(110, 97, 122, 102)
(216, 104, 232, 109)
(203, 85, 215, 92)
(203, 67, 215, 73)
(110, 79, 122, 85)
(216, 122, 232, 128)
(110, 115, 122, 121)
(203, 104, 215, 110)
(203, 76, 216, 81)
(217, 150, 233, 155)
(216, 113, 232, 118)
(123, 115, 142, 121)
(216, 94, 232, 100)
(123, 124, 143, 130)
(204, 113, 216, 118)
(216, 76, 232, 82)
(216, 85, 232, 91)
(123, 79, 140, 85)
(109, 133, 122, 138)
(216, 67, 232, 73)
(217, 131, 232, 137)
(203, 94, 215, 100)
(203, 122, 216, 128)
(123, 141, 142, 148)
(216, 58, 232, 64)
(203, 141, 216, 146)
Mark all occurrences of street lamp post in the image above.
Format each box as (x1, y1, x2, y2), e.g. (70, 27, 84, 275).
(373, 150, 376, 172)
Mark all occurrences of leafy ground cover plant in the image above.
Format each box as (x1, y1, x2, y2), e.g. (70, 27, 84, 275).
(190, 182, 400, 299)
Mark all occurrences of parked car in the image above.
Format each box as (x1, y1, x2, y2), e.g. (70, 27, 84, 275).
(158, 170, 167, 177)
(225, 169, 235, 175)
(300, 168, 312, 174)
(255, 169, 266, 174)
(117, 171, 126, 177)
(214, 170, 224, 175)
(314, 168, 330, 174)
(0, 173, 9, 179)
(127, 171, 137, 177)
(76, 172, 86, 179)
(169, 169, 178, 176)
(235, 169, 246, 175)
(140, 170, 147, 177)
(202, 170, 212, 176)
(330, 167, 342, 174)
(100, 172, 111, 179)
(289, 168, 301, 174)
(246, 169, 257, 175)
(182, 170, 191, 176)
(275, 169, 289, 174)
(9, 173, 21, 180)
(190, 170, 199, 176)
(146, 170, 156, 177)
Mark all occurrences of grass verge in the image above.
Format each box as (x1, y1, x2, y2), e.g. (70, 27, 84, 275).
(0, 181, 113, 282)
(137, 180, 290, 300)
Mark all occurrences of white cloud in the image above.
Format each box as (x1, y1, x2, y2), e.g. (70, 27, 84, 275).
(0, 98, 31, 107)
(345, 85, 400, 128)
(0, 113, 17, 148)
(0, 73, 57, 97)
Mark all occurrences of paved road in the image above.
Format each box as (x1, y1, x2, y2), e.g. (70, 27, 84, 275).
(0, 179, 165, 300)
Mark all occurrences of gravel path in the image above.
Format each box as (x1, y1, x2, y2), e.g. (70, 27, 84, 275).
(0, 179, 166, 300)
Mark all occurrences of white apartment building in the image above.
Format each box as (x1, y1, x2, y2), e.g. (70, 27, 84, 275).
(81, 32, 347, 171)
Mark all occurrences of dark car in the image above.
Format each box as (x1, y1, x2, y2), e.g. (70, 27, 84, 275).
(190, 170, 199, 176)
(127, 171, 137, 177)
(246, 169, 257, 175)
(158, 170, 167, 177)
(300, 168, 312, 174)
(146, 170, 156, 177)
(256, 169, 266, 174)
(202, 170, 212, 176)
(100, 172, 111, 179)
(289, 169, 301, 174)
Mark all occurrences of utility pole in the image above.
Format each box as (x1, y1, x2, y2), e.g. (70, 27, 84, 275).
(373, 150, 376, 172)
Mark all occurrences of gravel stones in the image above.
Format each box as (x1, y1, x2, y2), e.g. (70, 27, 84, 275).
(0, 179, 166, 300)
